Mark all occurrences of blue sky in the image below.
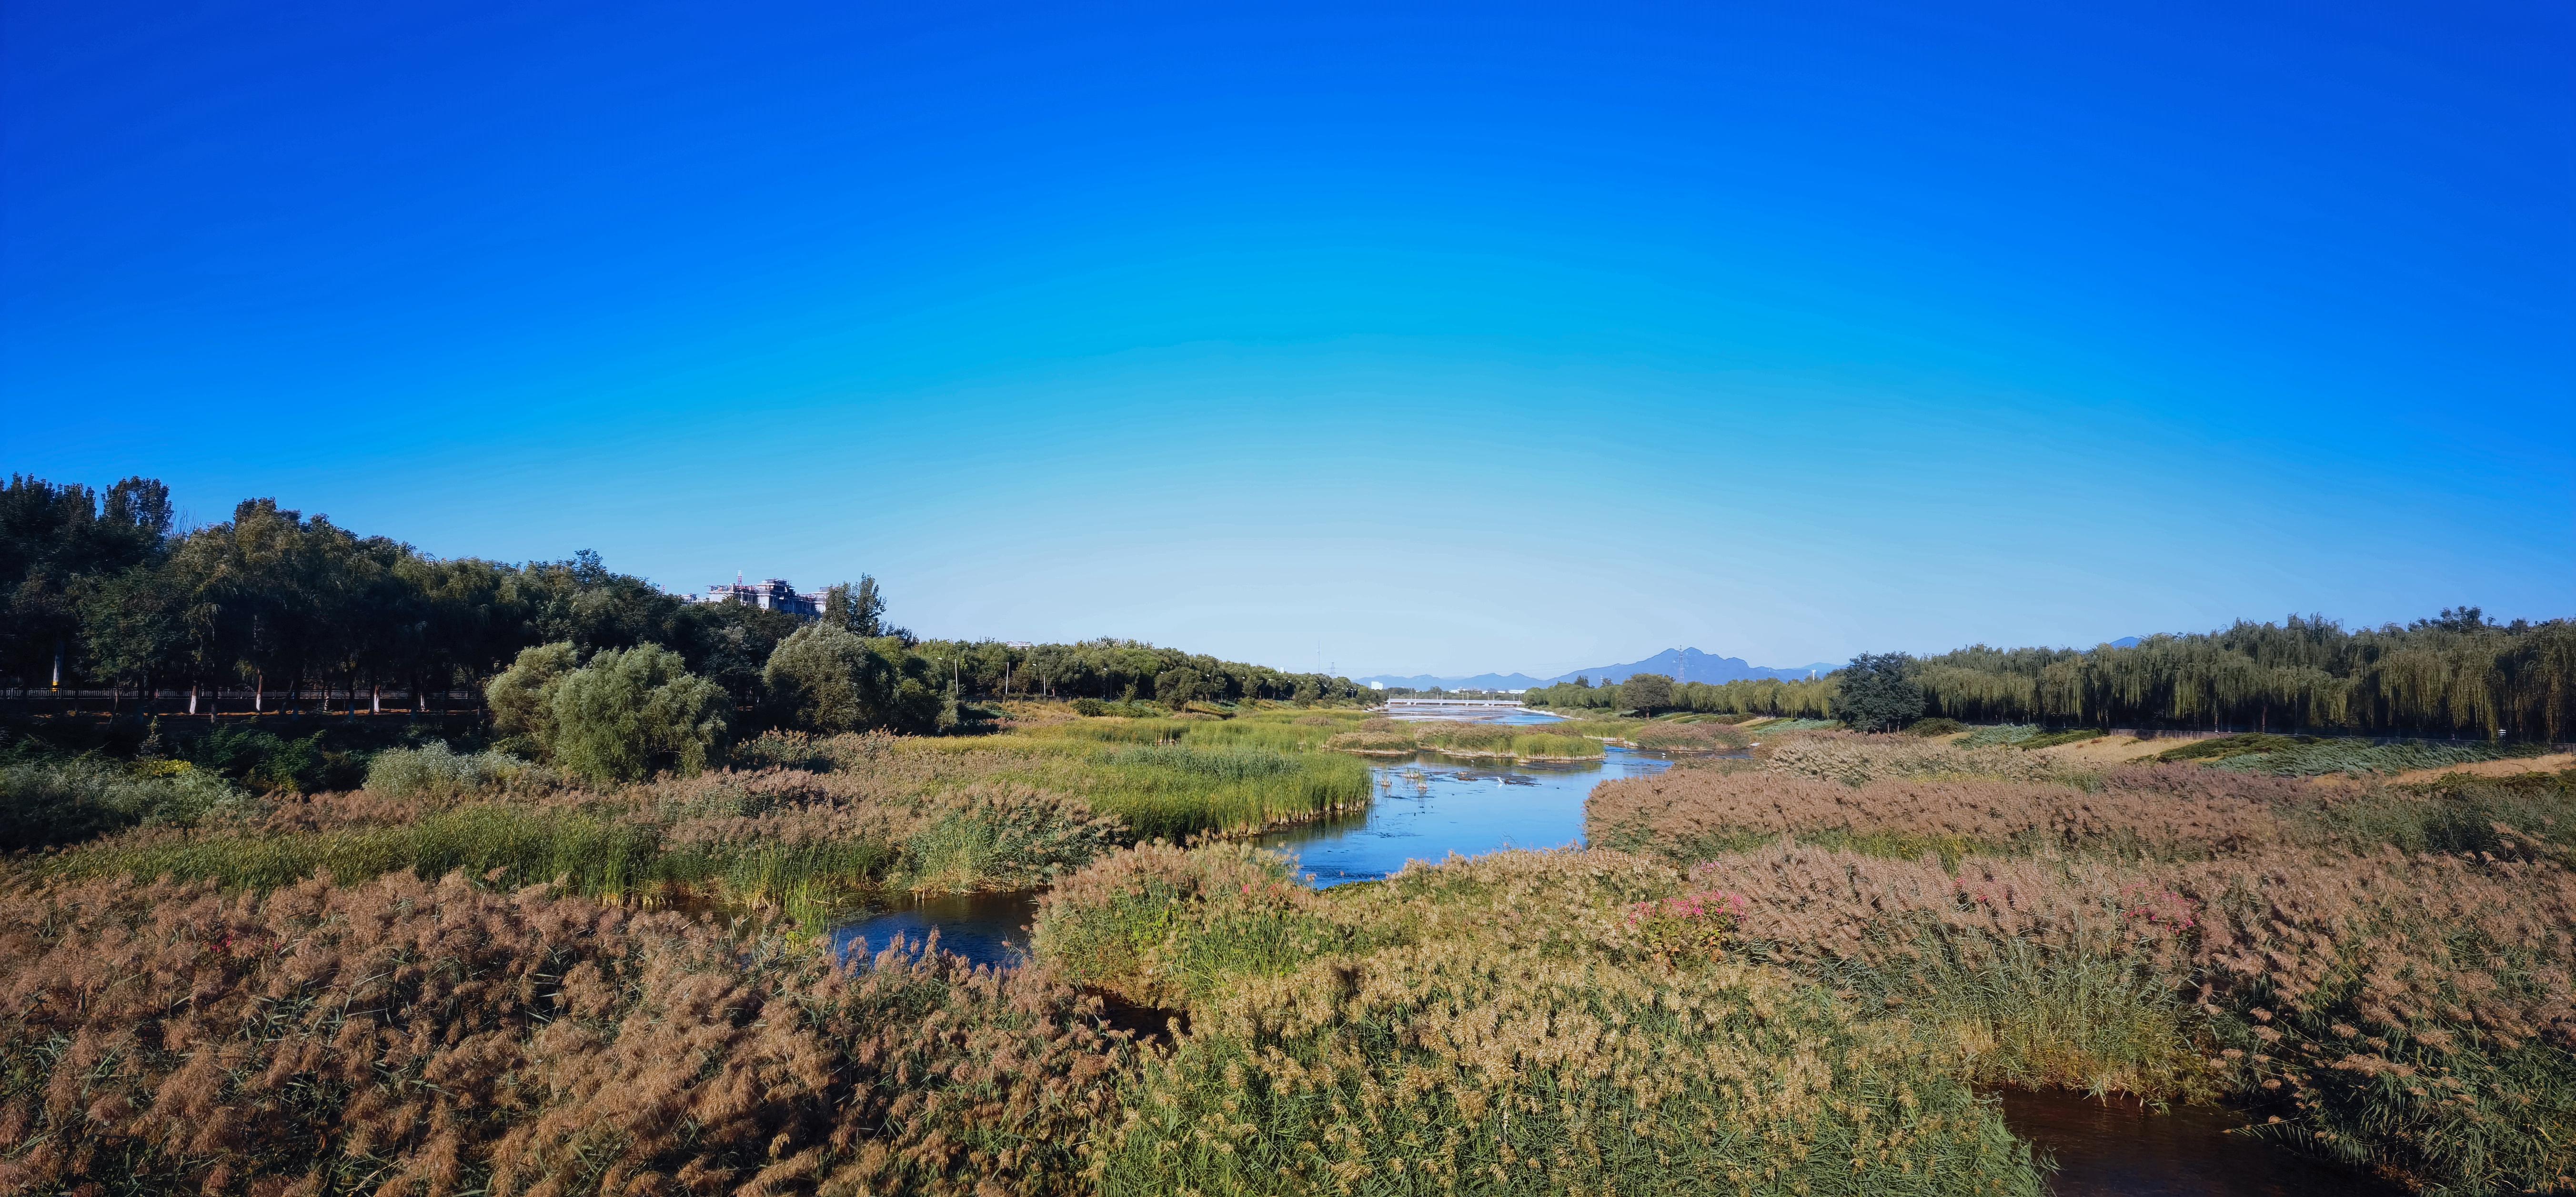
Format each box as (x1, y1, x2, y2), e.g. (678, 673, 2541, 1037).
(5, 0, 2570, 677)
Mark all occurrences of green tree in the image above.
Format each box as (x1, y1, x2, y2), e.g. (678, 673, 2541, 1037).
(1156, 666, 1210, 710)
(1621, 672, 1675, 713)
(485, 641, 580, 755)
(1836, 652, 1924, 732)
(763, 624, 942, 735)
(78, 564, 188, 709)
(764, 623, 872, 732)
(823, 575, 886, 637)
(550, 644, 730, 782)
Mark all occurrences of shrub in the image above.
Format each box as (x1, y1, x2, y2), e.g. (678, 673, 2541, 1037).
(1905, 716, 1968, 737)
(764, 623, 942, 735)
(362, 741, 530, 800)
(484, 640, 579, 754)
(551, 644, 732, 782)
(1957, 723, 2043, 748)
(0, 759, 246, 850)
(185, 724, 356, 793)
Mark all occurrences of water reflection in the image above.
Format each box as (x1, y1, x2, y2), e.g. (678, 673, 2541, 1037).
(1256, 744, 1673, 887)
(1996, 1089, 2404, 1196)
(831, 890, 1036, 970)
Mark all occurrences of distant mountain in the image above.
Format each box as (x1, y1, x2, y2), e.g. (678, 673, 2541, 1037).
(2108, 636, 2143, 648)
(1355, 671, 1554, 692)
(1541, 648, 1838, 686)
(1356, 648, 1836, 692)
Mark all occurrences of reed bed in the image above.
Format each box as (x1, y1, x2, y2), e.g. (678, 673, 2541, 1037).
(1090, 941, 2042, 1197)
(1071, 743, 1374, 838)
(1628, 719, 1753, 752)
(1760, 731, 2064, 785)
(0, 871, 1131, 1196)
(1036, 845, 2047, 1196)
(1590, 763, 2309, 863)
(1411, 722, 1605, 761)
(35, 762, 1128, 922)
(1322, 728, 1417, 754)
(1687, 842, 2576, 1192)
(1582, 746, 2576, 1193)
(1542, 717, 1640, 740)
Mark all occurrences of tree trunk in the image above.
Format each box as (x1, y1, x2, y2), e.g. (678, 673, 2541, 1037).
(254, 672, 264, 714)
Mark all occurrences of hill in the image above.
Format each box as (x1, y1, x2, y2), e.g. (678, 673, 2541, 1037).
(1357, 647, 1835, 691)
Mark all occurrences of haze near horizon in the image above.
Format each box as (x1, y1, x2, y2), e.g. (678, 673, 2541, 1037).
(6, 1, 2569, 677)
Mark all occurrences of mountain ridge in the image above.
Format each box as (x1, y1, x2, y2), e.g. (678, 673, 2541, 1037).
(1357, 647, 1839, 691)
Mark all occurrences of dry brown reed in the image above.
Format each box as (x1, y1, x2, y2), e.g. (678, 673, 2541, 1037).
(1089, 938, 2043, 1196)
(1759, 731, 2064, 785)
(1034, 844, 2043, 1195)
(0, 872, 1131, 1196)
(1684, 841, 2576, 1190)
(1627, 720, 1753, 752)
(1591, 762, 2305, 862)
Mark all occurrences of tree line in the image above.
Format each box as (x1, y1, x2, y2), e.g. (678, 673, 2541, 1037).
(1521, 672, 1838, 720)
(2, 475, 1363, 731)
(1911, 611, 2574, 740)
(1520, 610, 2574, 741)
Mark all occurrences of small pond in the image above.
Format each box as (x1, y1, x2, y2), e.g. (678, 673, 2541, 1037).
(1998, 1089, 2404, 1196)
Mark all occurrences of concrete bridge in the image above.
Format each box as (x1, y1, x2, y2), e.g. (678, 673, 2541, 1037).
(1382, 697, 1529, 712)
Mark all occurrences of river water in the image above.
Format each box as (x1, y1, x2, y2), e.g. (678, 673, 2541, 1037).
(832, 724, 1673, 962)
(828, 711, 2396, 1196)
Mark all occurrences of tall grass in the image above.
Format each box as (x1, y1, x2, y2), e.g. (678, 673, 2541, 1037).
(1075, 743, 1373, 838)
(1040, 845, 2047, 1197)
(1693, 842, 2576, 1192)
(0, 872, 1129, 1196)
(362, 740, 540, 800)
(1589, 749, 2576, 1192)
(1411, 722, 1605, 760)
(38, 762, 1129, 923)
(1092, 943, 2043, 1197)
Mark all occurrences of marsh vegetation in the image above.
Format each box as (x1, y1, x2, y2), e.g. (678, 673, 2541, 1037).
(6, 505, 2573, 1197)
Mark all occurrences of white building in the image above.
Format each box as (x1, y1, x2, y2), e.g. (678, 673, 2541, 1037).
(697, 577, 824, 618)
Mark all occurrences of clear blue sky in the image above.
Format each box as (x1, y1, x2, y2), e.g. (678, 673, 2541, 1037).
(5, 1, 2570, 677)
